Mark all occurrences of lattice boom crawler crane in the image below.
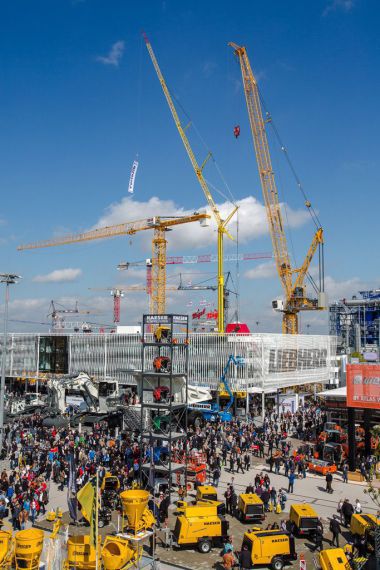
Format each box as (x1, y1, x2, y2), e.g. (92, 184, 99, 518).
(229, 42, 327, 334)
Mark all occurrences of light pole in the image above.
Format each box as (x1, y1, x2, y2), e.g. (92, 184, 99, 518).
(0, 273, 21, 448)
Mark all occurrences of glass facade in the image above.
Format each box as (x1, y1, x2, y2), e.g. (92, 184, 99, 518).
(0, 331, 336, 391)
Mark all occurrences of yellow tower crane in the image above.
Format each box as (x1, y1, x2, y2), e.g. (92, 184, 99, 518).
(18, 214, 209, 315)
(143, 33, 238, 333)
(229, 43, 326, 334)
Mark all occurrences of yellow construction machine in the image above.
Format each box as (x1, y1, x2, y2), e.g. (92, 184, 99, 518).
(350, 513, 380, 552)
(238, 493, 265, 523)
(289, 503, 319, 537)
(0, 529, 13, 569)
(172, 502, 229, 553)
(14, 529, 44, 570)
(318, 548, 351, 570)
(241, 529, 297, 570)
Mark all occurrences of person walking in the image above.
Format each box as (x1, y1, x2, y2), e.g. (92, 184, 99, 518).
(238, 544, 252, 569)
(330, 518, 341, 548)
(337, 499, 344, 525)
(288, 472, 296, 494)
(229, 456, 235, 474)
(284, 458, 289, 477)
(342, 463, 348, 483)
(313, 523, 324, 552)
(325, 472, 333, 494)
(341, 498, 354, 527)
(231, 491, 238, 518)
(213, 467, 221, 487)
(236, 456, 245, 474)
(224, 485, 232, 515)
(354, 499, 362, 514)
(222, 548, 235, 570)
(270, 487, 277, 508)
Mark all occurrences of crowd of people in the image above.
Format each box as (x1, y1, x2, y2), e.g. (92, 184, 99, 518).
(0, 398, 375, 570)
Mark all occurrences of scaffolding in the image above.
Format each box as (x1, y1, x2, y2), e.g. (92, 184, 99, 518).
(329, 289, 380, 354)
(139, 314, 189, 501)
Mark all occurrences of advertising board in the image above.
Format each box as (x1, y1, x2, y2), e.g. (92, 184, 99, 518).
(346, 363, 380, 409)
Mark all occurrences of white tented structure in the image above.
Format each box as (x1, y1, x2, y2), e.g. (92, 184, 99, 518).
(1, 332, 336, 392)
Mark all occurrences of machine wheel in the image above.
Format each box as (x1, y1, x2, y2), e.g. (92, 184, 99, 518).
(198, 539, 212, 553)
(98, 519, 105, 528)
(271, 557, 284, 570)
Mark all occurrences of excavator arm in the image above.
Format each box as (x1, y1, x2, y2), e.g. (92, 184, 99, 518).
(220, 355, 244, 413)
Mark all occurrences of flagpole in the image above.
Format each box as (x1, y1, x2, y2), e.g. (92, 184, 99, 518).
(95, 468, 99, 570)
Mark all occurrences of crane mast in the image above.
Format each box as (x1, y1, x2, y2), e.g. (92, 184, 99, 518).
(143, 33, 238, 333)
(229, 43, 325, 334)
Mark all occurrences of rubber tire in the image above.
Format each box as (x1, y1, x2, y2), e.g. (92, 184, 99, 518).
(198, 540, 212, 554)
(271, 557, 284, 570)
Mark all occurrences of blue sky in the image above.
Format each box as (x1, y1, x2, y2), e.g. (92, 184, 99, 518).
(0, 0, 379, 333)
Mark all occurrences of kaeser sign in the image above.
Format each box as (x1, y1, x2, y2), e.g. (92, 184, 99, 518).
(268, 348, 327, 373)
(347, 363, 380, 409)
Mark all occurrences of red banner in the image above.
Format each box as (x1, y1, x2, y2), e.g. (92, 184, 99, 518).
(346, 363, 380, 409)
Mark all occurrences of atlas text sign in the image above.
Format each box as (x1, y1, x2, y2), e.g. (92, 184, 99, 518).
(347, 363, 380, 409)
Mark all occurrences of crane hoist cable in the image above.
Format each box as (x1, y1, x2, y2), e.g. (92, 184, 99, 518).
(256, 89, 321, 229)
(229, 42, 325, 334)
(143, 32, 238, 333)
(170, 88, 237, 207)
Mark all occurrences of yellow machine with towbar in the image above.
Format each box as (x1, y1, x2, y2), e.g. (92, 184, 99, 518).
(241, 529, 297, 570)
(350, 513, 380, 552)
(172, 500, 229, 553)
(238, 493, 265, 523)
(177, 485, 226, 516)
(289, 504, 319, 538)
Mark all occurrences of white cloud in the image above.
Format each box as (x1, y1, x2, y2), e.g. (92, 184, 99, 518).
(93, 195, 310, 252)
(323, 0, 354, 16)
(245, 261, 277, 280)
(8, 298, 47, 312)
(324, 275, 373, 301)
(117, 268, 148, 282)
(96, 41, 125, 67)
(33, 268, 82, 283)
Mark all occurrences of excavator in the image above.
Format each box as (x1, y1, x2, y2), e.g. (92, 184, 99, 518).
(42, 372, 120, 427)
(229, 43, 327, 334)
(188, 354, 244, 424)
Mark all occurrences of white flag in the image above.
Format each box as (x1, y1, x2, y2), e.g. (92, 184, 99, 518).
(128, 160, 139, 194)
